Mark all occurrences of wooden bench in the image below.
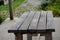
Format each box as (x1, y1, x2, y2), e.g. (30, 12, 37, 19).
(8, 11, 55, 40)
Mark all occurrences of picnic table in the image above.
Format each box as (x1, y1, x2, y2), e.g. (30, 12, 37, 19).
(8, 11, 55, 40)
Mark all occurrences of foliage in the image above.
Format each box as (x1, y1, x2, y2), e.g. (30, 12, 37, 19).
(0, 11, 9, 24)
(35, 5, 41, 11)
(0, 4, 9, 11)
(13, 0, 24, 9)
(0, 0, 25, 23)
(0, 0, 25, 11)
(45, 5, 60, 17)
(0, 15, 4, 24)
(51, 0, 60, 3)
(0, 0, 2, 1)
(45, 0, 60, 17)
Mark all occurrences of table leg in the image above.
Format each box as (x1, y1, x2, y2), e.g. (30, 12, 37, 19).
(45, 32, 52, 40)
(27, 34, 32, 40)
(14, 33, 23, 40)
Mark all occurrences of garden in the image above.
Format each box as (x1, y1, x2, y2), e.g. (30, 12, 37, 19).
(0, 0, 25, 24)
(0, 0, 60, 24)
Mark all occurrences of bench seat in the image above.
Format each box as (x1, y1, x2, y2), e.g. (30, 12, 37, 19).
(8, 11, 55, 40)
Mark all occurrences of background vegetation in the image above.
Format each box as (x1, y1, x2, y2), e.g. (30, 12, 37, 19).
(0, 0, 24, 11)
(0, 14, 4, 24)
(0, 0, 2, 1)
(45, 0, 60, 17)
(0, 0, 25, 24)
(0, 0, 60, 24)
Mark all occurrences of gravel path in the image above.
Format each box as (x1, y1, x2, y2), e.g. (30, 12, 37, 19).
(15, 0, 41, 17)
(27, 0, 41, 7)
(0, 17, 60, 40)
(21, 0, 41, 7)
(16, 0, 41, 12)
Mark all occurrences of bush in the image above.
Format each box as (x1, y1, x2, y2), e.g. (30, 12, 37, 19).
(45, 6, 60, 17)
(0, 15, 3, 24)
(35, 6, 41, 11)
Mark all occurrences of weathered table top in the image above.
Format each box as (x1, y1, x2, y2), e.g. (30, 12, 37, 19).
(8, 11, 55, 34)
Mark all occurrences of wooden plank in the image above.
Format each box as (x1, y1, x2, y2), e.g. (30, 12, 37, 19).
(19, 11, 36, 30)
(29, 12, 40, 30)
(28, 12, 40, 38)
(27, 12, 40, 40)
(37, 11, 47, 30)
(46, 11, 55, 31)
(8, 12, 29, 33)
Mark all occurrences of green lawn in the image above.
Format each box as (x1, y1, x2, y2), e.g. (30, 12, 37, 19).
(0, 0, 25, 11)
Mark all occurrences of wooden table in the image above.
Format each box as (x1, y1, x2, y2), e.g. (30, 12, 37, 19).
(8, 11, 55, 40)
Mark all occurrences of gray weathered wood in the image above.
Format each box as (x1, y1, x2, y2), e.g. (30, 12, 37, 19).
(29, 12, 40, 30)
(8, 11, 55, 33)
(46, 11, 54, 30)
(37, 11, 47, 30)
(8, 11, 55, 40)
(27, 12, 40, 40)
(19, 11, 36, 30)
(8, 12, 29, 32)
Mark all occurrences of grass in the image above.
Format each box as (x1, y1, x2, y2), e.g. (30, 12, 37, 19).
(0, 0, 25, 11)
(0, 0, 25, 24)
(13, 0, 25, 9)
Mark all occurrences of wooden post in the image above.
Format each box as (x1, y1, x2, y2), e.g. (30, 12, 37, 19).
(27, 34, 32, 40)
(9, 0, 14, 20)
(14, 33, 23, 40)
(45, 32, 52, 40)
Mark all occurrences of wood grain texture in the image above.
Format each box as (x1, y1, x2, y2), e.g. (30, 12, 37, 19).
(8, 12, 29, 32)
(8, 11, 55, 33)
(29, 12, 40, 30)
(37, 11, 47, 30)
(46, 11, 55, 31)
(19, 11, 36, 30)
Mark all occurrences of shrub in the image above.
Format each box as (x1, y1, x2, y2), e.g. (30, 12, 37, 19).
(0, 15, 3, 24)
(45, 5, 60, 17)
(35, 6, 41, 11)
